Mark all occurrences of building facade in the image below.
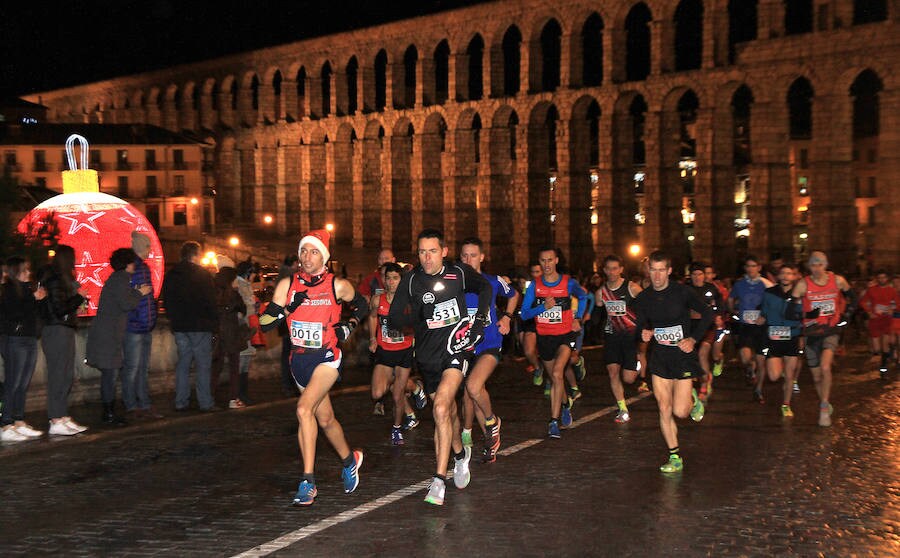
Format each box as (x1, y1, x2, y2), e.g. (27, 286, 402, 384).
(1, 123, 215, 237)
(24, 0, 899, 275)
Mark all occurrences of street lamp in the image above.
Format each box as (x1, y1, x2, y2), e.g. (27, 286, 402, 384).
(263, 214, 274, 225)
(229, 235, 239, 260)
(629, 243, 641, 257)
(325, 222, 335, 233)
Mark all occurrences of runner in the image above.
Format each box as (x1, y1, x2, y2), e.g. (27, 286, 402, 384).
(259, 230, 367, 506)
(859, 269, 897, 378)
(634, 250, 712, 474)
(368, 262, 427, 446)
(790, 251, 856, 427)
(459, 237, 519, 463)
(519, 247, 589, 439)
(704, 264, 731, 379)
(566, 286, 594, 405)
(387, 229, 492, 506)
(758, 263, 803, 417)
(687, 262, 724, 403)
(518, 262, 544, 387)
(357, 248, 396, 304)
(729, 255, 774, 398)
(597, 255, 643, 423)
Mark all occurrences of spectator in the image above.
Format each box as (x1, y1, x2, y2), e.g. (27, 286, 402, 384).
(162, 241, 219, 412)
(37, 244, 88, 436)
(357, 249, 395, 303)
(210, 256, 246, 409)
(235, 261, 258, 406)
(0, 256, 47, 441)
(86, 248, 151, 426)
(123, 231, 162, 420)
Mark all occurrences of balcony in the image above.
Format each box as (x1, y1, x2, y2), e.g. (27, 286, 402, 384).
(116, 162, 139, 171)
(145, 161, 158, 170)
(32, 161, 49, 172)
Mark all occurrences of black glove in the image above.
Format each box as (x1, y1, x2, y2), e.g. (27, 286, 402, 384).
(447, 316, 484, 353)
(285, 290, 309, 313)
(803, 307, 820, 319)
(333, 320, 355, 341)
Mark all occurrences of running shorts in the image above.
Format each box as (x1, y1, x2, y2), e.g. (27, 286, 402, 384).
(804, 334, 840, 369)
(290, 347, 342, 389)
(603, 332, 638, 370)
(417, 352, 471, 395)
(537, 332, 577, 362)
(648, 347, 704, 380)
(374, 346, 414, 369)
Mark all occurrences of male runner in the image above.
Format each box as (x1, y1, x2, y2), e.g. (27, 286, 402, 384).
(729, 255, 774, 397)
(387, 229, 492, 506)
(368, 262, 427, 445)
(758, 263, 802, 417)
(859, 270, 896, 378)
(703, 264, 730, 378)
(259, 230, 367, 506)
(790, 250, 855, 426)
(358, 248, 396, 304)
(597, 255, 643, 423)
(687, 262, 724, 403)
(634, 251, 712, 473)
(459, 237, 519, 462)
(519, 247, 589, 439)
(518, 262, 544, 386)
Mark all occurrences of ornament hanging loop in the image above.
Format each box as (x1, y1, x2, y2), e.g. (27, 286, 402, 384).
(65, 134, 91, 170)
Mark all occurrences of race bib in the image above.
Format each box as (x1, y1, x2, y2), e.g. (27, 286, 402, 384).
(742, 310, 761, 324)
(605, 300, 626, 317)
(427, 299, 461, 329)
(653, 325, 684, 346)
(811, 300, 835, 316)
(537, 305, 563, 324)
(290, 320, 323, 349)
(874, 304, 892, 315)
(768, 325, 791, 341)
(381, 324, 405, 344)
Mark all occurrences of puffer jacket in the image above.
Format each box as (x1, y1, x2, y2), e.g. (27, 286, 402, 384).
(127, 256, 158, 333)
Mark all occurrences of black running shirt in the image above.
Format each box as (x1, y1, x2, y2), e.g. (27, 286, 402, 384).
(634, 282, 713, 349)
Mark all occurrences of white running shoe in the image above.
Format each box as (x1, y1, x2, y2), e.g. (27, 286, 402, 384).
(15, 423, 43, 438)
(453, 446, 472, 489)
(424, 477, 446, 506)
(48, 420, 78, 436)
(1, 425, 29, 442)
(63, 417, 88, 433)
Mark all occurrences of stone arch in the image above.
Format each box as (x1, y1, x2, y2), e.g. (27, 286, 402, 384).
(610, 91, 648, 257)
(674, 0, 704, 71)
(728, 0, 758, 64)
(787, 76, 814, 139)
(345, 56, 359, 115)
(526, 101, 560, 255)
(486, 105, 520, 267)
(306, 125, 328, 229)
(491, 24, 522, 97)
(374, 49, 388, 112)
(784, 0, 813, 36)
(573, 11, 605, 88)
(362, 120, 385, 248)
(397, 45, 418, 109)
(568, 95, 603, 271)
(391, 118, 414, 252)
(462, 34, 485, 101)
(624, 2, 653, 82)
(530, 17, 563, 93)
(433, 40, 451, 105)
(421, 112, 448, 232)
(455, 109, 482, 241)
(333, 122, 357, 238)
(319, 61, 333, 117)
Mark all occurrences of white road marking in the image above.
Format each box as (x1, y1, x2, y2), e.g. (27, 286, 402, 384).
(231, 392, 653, 556)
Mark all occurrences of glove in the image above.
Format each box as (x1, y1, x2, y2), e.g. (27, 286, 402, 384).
(285, 290, 309, 313)
(803, 307, 820, 319)
(333, 320, 355, 341)
(448, 317, 484, 353)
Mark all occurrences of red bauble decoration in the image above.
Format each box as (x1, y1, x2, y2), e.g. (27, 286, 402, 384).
(18, 191, 165, 317)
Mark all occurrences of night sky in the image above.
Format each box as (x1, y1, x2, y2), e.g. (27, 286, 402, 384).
(1, 0, 491, 97)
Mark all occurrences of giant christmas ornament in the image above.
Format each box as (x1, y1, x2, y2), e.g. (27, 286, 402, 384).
(17, 135, 164, 316)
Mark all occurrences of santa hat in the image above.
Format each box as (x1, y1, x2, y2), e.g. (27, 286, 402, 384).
(299, 229, 330, 262)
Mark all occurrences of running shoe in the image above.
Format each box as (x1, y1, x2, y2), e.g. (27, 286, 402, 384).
(659, 454, 683, 473)
(228, 399, 246, 409)
(48, 420, 78, 436)
(461, 429, 473, 448)
(424, 477, 445, 506)
(690, 389, 705, 422)
(341, 450, 363, 494)
(14, 423, 43, 438)
(637, 381, 650, 393)
(574, 356, 587, 382)
(529, 365, 543, 386)
(560, 406, 573, 428)
(568, 386, 582, 403)
(64, 417, 88, 433)
(614, 409, 630, 424)
(401, 414, 419, 431)
(373, 401, 385, 416)
(292, 480, 317, 506)
(1, 426, 28, 442)
(753, 389, 765, 404)
(412, 380, 427, 410)
(543, 381, 551, 397)
(485, 417, 501, 460)
(391, 426, 404, 446)
(712, 361, 724, 377)
(818, 404, 833, 427)
(548, 419, 561, 439)
(780, 405, 794, 418)
(453, 446, 472, 489)
(792, 381, 800, 393)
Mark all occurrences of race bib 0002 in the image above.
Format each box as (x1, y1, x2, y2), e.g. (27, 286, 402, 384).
(653, 325, 684, 346)
(537, 306, 563, 324)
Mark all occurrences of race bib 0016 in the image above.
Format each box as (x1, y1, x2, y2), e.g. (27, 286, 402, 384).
(290, 320, 323, 348)
(427, 299, 461, 329)
(768, 325, 792, 341)
(742, 310, 761, 324)
(537, 305, 563, 324)
(653, 325, 684, 346)
(605, 300, 626, 316)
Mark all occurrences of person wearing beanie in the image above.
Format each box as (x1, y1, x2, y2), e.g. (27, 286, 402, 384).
(259, 229, 369, 506)
(123, 231, 163, 420)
